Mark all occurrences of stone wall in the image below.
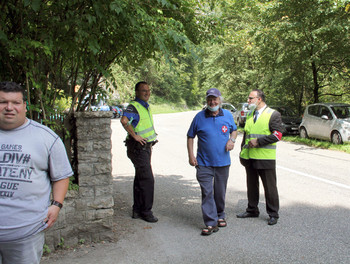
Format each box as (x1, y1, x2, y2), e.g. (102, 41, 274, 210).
(44, 111, 115, 250)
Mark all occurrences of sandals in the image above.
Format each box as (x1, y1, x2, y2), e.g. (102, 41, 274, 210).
(200, 219, 227, 235)
(218, 218, 227, 228)
(201, 225, 219, 236)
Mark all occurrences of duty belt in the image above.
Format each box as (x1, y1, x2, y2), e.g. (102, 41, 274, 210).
(140, 140, 156, 150)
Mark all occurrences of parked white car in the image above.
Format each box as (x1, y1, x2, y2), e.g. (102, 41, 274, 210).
(202, 103, 236, 117)
(299, 103, 350, 144)
(233, 102, 249, 127)
(221, 103, 237, 117)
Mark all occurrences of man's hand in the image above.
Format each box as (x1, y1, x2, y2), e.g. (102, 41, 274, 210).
(248, 139, 259, 148)
(44, 205, 61, 229)
(189, 155, 198, 167)
(225, 140, 235, 152)
(133, 135, 147, 145)
(46, 178, 69, 229)
(187, 137, 198, 167)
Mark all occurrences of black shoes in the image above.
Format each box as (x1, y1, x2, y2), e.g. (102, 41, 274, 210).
(237, 212, 278, 225)
(268, 217, 278, 225)
(236, 212, 259, 218)
(132, 211, 158, 223)
(132, 211, 141, 219)
(141, 214, 158, 223)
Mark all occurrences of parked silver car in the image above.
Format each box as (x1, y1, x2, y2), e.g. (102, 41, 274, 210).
(299, 103, 350, 144)
(221, 103, 237, 117)
(202, 103, 236, 116)
(234, 103, 249, 127)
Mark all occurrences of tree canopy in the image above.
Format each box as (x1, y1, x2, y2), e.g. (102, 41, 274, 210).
(0, 0, 218, 116)
(1, 0, 349, 117)
(198, 0, 350, 112)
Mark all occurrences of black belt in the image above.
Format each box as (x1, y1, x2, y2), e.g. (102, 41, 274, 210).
(125, 139, 158, 149)
(145, 140, 158, 147)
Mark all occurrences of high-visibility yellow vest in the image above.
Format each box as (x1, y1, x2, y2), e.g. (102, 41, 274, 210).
(240, 107, 276, 160)
(129, 101, 157, 142)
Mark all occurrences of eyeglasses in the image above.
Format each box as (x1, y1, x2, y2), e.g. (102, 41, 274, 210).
(248, 97, 258, 100)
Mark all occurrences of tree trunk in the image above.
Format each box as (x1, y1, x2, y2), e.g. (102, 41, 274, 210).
(311, 61, 320, 103)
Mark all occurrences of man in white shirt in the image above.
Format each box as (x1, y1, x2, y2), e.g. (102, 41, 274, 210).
(0, 82, 73, 264)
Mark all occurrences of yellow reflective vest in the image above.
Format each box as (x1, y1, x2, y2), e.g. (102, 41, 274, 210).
(129, 101, 157, 142)
(240, 107, 276, 161)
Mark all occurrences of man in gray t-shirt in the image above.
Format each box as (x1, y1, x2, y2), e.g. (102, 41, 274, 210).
(0, 82, 73, 264)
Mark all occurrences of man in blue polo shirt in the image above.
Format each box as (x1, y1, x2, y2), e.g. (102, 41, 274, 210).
(187, 88, 237, 236)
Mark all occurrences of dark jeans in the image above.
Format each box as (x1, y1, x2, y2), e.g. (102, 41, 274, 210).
(126, 139, 154, 217)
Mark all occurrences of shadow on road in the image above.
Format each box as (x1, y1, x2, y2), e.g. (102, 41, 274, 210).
(113, 173, 203, 238)
(42, 171, 350, 264)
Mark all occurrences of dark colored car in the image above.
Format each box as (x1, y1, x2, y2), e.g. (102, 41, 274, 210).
(110, 106, 123, 118)
(233, 103, 249, 127)
(116, 103, 129, 112)
(270, 106, 302, 135)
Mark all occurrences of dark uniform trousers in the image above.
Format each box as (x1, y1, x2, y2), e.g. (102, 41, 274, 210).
(245, 165, 279, 218)
(126, 139, 154, 217)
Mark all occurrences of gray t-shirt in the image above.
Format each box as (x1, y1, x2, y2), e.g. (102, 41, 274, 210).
(0, 119, 73, 242)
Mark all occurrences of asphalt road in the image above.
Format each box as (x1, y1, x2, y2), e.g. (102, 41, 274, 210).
(42, 111, 350, 264)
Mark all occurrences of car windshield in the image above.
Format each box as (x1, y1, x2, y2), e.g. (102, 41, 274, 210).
(242, 103, 249, 110)
(222, 104, 235, 111)
(331, 106, 350, 119)
(274, 107, 296, 117)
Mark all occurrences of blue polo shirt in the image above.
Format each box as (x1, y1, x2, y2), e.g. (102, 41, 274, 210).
(187, 108, 237, 167)
(122, 97, 149, 127)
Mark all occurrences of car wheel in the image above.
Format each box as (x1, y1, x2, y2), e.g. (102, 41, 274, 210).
(299, 127, 308, 139)
(331, 131, 343, 145)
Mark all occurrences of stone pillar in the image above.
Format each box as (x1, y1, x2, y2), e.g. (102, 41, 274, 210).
(44, 111, 115, 250)
(74, 111, 115, 243)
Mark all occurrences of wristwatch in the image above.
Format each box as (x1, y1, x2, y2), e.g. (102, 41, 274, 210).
(51, 200, 63, 209)
(230, 138, 236, 143)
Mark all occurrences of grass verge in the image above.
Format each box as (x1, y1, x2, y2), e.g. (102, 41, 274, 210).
(151, 102, 200, 115)
(282, 136, 350, 154)
(226, 128, 350, 154)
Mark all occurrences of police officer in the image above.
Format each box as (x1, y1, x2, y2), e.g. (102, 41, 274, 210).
(120, 81, 158, 223)
(237, 89, 283, 225)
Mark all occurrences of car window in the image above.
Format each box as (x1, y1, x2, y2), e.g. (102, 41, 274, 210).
(332, 106, 350, 119)
(222, 104, 235, 111)
(286, 109, 296, 116)
(242, 103, 249, 110)
(308, 105, 319, 116)
(280, 108, 295, 116)
(319, 106, 333, 120)
(276, 107, 285, 115)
